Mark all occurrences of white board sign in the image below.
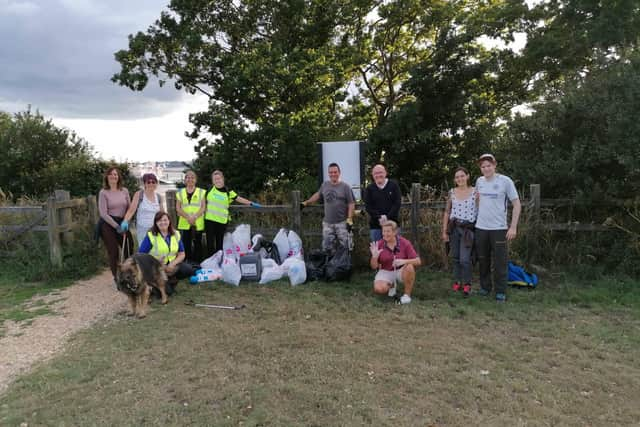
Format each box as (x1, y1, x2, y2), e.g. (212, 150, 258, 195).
(318, 140, 363, 200)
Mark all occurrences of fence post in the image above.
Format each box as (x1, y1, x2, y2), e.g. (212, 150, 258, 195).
(291, 190, 301, 234)
(527, 184, 541, 263)
(55, 190, 72, 244)
(530, 184, 541, 223)
(86, 195, 98, 225)
(166, 190, 177, 227)
(47, 195, 62, 267)
(410, 183, 420, 245)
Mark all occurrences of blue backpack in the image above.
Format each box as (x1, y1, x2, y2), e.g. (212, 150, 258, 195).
(508, 262, 539, 288)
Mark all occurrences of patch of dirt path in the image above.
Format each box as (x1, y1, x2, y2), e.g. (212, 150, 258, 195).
(0, 270, 126, 395)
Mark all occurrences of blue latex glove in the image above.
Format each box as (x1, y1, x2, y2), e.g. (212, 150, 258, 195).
(250, 202, 262, 208)
(120, 220, 129, 231)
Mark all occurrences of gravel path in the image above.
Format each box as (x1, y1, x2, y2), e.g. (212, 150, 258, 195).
(0, 270, 127, 395)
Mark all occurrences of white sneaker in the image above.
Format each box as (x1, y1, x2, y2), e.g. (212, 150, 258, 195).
(400, 294, 412, 304)
(387, 284, 397, 297)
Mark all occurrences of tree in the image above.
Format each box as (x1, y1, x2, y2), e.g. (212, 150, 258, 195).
(498, 52, 640, 200)
(114, 0, 372, 193)
(516, 0, 640, 96)
(0, 109, 134, 200)
(113, 0, 530, 193)
(365, 0, 529, 188)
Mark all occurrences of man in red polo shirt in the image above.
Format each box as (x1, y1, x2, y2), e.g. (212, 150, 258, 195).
(369, 221, 421, 304)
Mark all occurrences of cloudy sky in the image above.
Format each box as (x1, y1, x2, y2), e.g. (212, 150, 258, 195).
(0, 0, 207, 162)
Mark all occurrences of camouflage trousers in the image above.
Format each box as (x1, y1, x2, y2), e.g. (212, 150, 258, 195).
(322, 221, 349, 255)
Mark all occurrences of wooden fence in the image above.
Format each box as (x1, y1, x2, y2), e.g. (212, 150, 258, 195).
(0, 184, 618, 268)
(0, 190, 98, 267)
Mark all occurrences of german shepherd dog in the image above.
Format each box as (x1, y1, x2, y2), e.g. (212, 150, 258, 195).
(116, 253, 169, 318)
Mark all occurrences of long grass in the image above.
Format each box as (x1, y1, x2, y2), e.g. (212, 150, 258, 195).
(1, 270, 638, 426)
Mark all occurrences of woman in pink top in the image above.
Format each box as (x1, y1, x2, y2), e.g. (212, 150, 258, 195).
(98, 167, 134, 282)
(369, 221, 421, 304)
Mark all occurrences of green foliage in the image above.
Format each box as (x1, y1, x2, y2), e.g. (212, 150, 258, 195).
(498, 53, 640, 201)
(520, 0, 640, 92)
(0, 109, 136, 199)
(366, 0, 528, 188)
(112, 0, 527, 193)
(0, 227, 103, 283)
(114, 0, 365, 192)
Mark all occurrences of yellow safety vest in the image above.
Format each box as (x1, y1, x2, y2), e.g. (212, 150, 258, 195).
(176, 187, 205, 231)
(205, 187, 237, 224)
(148, 231, 181, 264)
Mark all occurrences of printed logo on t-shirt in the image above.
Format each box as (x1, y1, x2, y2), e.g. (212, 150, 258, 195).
(480, 192, 499, 199)
(324, 189, 339, 203)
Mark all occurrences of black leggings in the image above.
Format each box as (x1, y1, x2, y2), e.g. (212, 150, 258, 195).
(180, 227, 203, 263)
(205, 219, 227, 258)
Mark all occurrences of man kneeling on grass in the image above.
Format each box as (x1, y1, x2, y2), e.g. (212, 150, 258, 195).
(369, 221, 421, 304)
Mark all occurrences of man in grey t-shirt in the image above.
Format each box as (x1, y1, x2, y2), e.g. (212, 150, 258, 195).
(475, 153, 521, 302)
(302, 163, 355, 255)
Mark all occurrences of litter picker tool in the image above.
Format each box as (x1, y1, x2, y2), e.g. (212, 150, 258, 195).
(185, 300, 246, 310)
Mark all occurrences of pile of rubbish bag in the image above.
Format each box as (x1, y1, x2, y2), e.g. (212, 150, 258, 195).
(190, 224, 307, 287)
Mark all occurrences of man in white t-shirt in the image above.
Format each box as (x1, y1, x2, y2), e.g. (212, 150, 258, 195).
(475, 154, 521, 302)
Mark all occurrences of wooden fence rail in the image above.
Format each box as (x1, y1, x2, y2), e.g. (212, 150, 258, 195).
(165, 183, 614, 255)
(0, 190, 98, 267)
(0, 184, 623, 268)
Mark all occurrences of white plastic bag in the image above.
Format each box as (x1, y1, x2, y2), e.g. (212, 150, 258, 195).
(200, 250, 223, 270)
(223, 232, 237, 260)
(261, 258, 278, 270)
(287, 230, 303, 258)
(221, 256, 241, 286)
(259, 265, 284, 284)
(281, 255, 303, 273)
(273, 228, 290, 263)
(288, 259, 307, 286)
(232, 224, 252, 255)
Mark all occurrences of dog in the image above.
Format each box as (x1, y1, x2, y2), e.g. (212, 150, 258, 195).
(116, 253, 169, 318)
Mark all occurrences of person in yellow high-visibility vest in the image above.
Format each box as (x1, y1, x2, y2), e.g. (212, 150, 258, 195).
(138, 211, 193, 294)
(176, 170, 206, 263)
(205, 170, 262, 258)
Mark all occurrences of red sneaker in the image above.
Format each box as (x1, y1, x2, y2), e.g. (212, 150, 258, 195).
(463, 284, 471, 297)
(452, 282, 461, 292)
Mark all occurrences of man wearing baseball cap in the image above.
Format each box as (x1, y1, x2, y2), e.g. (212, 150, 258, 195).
(475, 154, 521, 302)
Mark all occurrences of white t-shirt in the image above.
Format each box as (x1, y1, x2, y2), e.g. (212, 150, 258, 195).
(475, 174, 518, 230)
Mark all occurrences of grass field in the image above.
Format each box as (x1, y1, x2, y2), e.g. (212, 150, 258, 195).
(1, 270, 639, 426)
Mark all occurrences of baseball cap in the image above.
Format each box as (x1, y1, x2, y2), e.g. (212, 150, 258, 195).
(477, 153, 496, 164)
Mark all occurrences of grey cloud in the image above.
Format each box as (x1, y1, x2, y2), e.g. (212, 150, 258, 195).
(0, 0, 188, 119)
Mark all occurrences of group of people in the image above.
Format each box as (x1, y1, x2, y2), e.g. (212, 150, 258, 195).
(440, 154, 521, 302)
(356, 153, 520, 304)
(98, 168, 260, 291)
(98, 152, 520, 304)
